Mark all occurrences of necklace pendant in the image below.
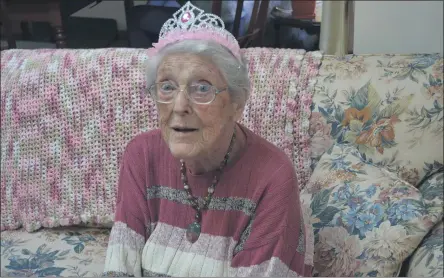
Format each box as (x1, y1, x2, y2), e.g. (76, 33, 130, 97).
(186, 221, 201, 243)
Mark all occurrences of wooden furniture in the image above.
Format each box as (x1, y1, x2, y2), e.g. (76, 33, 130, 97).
(271, 7, 321, 49)
(0, 0, 67, 48)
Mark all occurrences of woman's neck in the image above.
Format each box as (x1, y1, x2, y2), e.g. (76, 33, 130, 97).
(184, 124, 246, 175)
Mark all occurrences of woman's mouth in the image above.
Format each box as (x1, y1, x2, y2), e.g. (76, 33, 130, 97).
(172, 127, 198, 133)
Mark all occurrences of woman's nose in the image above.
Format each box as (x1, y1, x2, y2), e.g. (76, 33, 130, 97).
(172, 88, 191, 113)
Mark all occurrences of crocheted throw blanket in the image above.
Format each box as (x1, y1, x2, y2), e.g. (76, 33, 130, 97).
(0, 48, 322, 232)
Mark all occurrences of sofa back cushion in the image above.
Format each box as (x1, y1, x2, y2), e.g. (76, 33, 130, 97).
(0, 48, 320, 232)
(311, 54, 443, 186)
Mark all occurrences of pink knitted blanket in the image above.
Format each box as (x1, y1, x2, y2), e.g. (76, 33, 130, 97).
(0, 48, 321, 232)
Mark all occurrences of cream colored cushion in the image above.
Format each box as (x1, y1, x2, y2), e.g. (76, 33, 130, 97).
(301, 144, 443, 277)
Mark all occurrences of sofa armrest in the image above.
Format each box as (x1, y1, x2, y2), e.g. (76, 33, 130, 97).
(407, 221, 444, 277)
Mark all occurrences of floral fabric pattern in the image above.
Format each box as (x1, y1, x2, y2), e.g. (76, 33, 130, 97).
(407, 172, 444, 277)
(311, 54, 444, 186)
(1, 227, 109, 277)
(407, 221, 444, 277)
(301, 144, 443, 277)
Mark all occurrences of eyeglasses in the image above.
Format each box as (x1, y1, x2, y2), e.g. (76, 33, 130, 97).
(148, 82, 227, 105)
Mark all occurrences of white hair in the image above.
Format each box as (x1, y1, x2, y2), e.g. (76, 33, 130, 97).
(145, 40, 250, 107)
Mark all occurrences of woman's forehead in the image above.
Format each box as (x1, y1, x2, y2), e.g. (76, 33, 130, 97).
(158, 54, 218, 75)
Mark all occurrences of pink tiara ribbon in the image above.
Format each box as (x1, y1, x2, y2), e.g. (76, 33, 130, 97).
(147, 1, 241, 60)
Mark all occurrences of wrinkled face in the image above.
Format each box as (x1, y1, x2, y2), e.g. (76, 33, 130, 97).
(155, 53, 242, 160)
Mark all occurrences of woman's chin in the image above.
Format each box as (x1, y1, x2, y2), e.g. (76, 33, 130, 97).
(168, 142, 199, 160)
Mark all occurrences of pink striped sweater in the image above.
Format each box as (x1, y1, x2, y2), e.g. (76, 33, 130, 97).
(103, 125, 313, 277)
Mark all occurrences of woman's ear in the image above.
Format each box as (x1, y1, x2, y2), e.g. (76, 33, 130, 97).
(232, 101, 245, 122)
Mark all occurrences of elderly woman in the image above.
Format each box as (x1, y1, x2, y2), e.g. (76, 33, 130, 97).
(103, 2, 312, 277)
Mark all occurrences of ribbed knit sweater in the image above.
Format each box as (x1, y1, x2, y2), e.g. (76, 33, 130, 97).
(103, 125, 313, 277)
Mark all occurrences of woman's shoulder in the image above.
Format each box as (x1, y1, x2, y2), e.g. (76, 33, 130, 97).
(235, 127, 299, 204)
(244, 127, 294, 165)
(241, 126, 297, 184)
(123, 129, 164, 156)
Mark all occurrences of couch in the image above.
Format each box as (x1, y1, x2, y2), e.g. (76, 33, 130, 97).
(1, 48, 442, 277)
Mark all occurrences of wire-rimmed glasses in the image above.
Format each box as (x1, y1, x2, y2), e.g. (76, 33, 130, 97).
(148, 81, 227, 105)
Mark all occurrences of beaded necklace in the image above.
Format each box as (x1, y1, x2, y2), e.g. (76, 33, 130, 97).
(180, 127, 236, 243)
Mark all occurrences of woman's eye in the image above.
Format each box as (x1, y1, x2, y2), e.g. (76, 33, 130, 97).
(196, 84, 211, 93)
(160, 83, 175, 91)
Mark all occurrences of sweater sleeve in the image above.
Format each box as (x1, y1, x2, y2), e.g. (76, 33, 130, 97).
(229, 166, 313, 277)
(103, 140, 150, 277)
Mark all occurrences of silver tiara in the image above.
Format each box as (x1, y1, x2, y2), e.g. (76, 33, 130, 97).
(153, 1, 241, 60)
(159, 1, 228, 38)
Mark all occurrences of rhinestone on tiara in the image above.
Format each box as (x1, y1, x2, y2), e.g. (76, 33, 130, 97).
(151, 1, 241, 60)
